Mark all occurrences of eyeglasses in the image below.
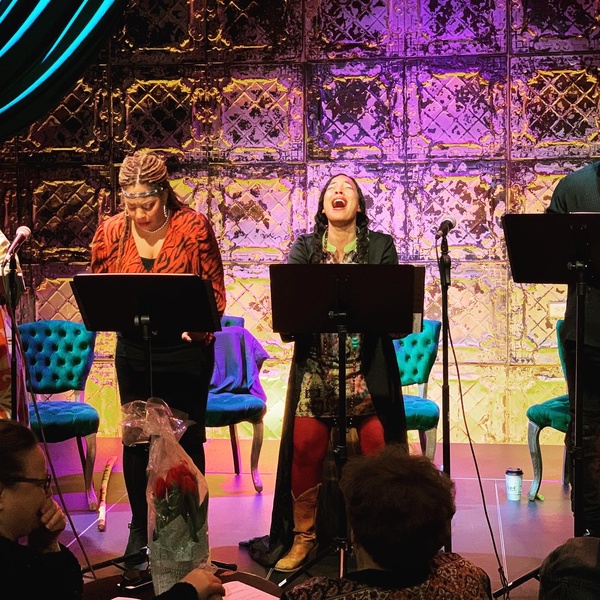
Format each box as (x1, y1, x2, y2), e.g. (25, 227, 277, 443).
(120, 186, 165, 199)
(3, 474, 52, 492)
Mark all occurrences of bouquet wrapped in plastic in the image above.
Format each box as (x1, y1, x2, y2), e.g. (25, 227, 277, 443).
(127, 398, 210, 595)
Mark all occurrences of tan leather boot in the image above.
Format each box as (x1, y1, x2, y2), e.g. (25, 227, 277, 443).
(273, 484, 320, 572)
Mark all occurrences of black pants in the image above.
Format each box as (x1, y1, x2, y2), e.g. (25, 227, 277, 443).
(563, 339, 600, 533)
(116, 336, 214, 565)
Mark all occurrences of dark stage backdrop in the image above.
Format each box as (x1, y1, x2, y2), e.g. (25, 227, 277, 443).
(0, 0, 128, 141)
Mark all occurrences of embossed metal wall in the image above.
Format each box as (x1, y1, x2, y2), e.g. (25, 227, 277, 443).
(1, 0, 599, 444)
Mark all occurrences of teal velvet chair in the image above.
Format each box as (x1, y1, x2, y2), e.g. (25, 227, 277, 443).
(17, 320, 99, 510)
(394, 319, 441, 460)
(206, 316, 269, 492)
(526, 319, 570, 501)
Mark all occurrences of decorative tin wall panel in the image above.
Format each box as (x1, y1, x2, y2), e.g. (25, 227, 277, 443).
(510, 55, 600, 159)
(508, 281, 568, 363)
(427, 262, 508, 365)
(447, 364, 508, 443)
(113, 0, 205, 63)
(0, 168, 19, 233)
(209, 166, 305, 263)
(406, 57, 506, 160)
(405, 162, 506, 262)
(507, 365, 567, 444)
(113, 68, 195, 154)
(507, 159, 584, 213)
(25, 168, 109, 264)
(405, 0, 507, 56)
(206, 0, 302, 62)
(306, 0, 403, 60)
(511, 1, 600, 53)
(307, 61, 404, 160)
(203, 65, 304, 162)
(17, 67, 110, 163)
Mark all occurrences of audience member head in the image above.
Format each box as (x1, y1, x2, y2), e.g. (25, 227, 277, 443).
(0, 420, 52, 540)
(339, 444, 455, 580)
(538, 537, 600, 599)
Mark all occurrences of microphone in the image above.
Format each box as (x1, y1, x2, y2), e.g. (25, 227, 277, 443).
(1, 226, 31, 268)
(435, 215, 456, 239)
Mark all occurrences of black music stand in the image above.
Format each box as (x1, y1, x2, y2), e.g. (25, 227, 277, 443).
(269, 263, 425, 585)
(497, 212, 600, 597)
(70, 273, 221, 398)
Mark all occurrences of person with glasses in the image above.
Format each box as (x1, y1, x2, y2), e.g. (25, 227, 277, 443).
(0, 420, 227, 600)
(0, 418, 82, 598)
(90, 149, 226, 573)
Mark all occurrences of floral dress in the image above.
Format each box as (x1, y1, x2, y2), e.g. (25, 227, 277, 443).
(296, 237, 375, 420)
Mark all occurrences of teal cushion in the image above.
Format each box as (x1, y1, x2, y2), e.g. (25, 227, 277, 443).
(404, 395, 440, 431)
(29, 401, 100, 442)
(206, 393, 266, 427)
(526, 395, 570, 433)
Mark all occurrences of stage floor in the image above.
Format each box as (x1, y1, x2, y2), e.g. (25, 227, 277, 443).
(48, 437, 572, 599)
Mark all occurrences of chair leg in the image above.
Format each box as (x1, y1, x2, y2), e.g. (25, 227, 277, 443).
(420, 428, 437, 462)
(250, 422, 264, 493)
(527, 420, 543, 501)
(77, 433, 98, 511)
(229, 424, 241, 475)
(562, 442, 570, 487)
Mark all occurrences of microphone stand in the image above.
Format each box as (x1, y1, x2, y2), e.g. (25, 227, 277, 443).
(438, 232, 452, 552)
(6, 255, 21, 420)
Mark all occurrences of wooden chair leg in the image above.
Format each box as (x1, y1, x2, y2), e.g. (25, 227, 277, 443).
(77, 433, 98, 511)
(250, 422, 264, 493)
(527, 420, 543, 501)
(229, 424, 241, 475)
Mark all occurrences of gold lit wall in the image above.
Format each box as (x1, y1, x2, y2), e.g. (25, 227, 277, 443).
(1, 1, 599, 446)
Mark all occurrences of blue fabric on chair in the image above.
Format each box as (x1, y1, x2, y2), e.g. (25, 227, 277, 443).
(206, 325, 269, 492)
(394, 319, 441, 460)
(221, 315, 245, 328)
(526, 319, 570, 501)
(18, 319, 99, 510)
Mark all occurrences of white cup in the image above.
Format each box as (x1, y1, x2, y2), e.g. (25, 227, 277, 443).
(505, 467, 523, 500)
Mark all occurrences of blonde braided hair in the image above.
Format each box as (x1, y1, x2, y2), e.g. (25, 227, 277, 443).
(118, 149, 168, 187)
(116, 150, 183, 270)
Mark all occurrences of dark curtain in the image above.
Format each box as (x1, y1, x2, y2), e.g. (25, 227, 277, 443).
(0, 0, 128, 142)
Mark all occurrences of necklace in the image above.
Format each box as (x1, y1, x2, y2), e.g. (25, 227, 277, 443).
(137, 212, 170, 234)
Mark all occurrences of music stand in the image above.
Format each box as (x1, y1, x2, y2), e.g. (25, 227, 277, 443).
(70, 273, 221, 398)
(497, 212, 600, 597)
(269, 263, 425, 585)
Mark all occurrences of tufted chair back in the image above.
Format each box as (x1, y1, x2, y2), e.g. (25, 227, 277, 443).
(394, 319, 441, 388)
(17, 319, 99, 510)
(18, 320, 96, 394)
(393, 319, 441, 460)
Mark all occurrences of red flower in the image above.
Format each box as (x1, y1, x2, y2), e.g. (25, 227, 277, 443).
(155, 476, 167, 500)
(181, 474, 197, 496)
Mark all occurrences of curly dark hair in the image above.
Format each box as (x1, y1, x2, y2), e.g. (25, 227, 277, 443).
(339, 444, 455, 581)
(311, 174, 370, 264)
(0, 420, 39, 485)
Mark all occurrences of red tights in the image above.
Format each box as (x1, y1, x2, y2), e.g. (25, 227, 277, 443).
(290, 415, 385, 497)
